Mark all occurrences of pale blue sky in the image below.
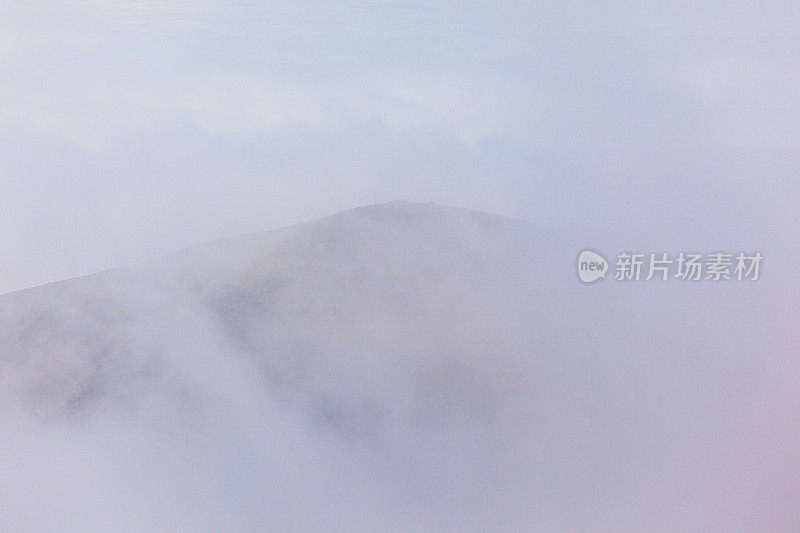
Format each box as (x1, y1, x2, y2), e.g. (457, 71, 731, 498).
(1, 1, 798, 293)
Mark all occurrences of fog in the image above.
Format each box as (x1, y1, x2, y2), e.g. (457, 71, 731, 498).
(0, 2, 797, 294)
(0, 2, 798, 531)
(0, 203, 797, 531)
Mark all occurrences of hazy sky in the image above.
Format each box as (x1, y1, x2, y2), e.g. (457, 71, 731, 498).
(1, 1, 798, 294)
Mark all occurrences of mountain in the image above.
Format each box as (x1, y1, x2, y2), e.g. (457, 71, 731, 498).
(0, 202, 795, 532)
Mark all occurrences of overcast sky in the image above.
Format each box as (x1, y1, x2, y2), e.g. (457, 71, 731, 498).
(1, 1, 798, 294)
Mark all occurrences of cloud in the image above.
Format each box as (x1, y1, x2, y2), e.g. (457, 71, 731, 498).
(0, 0, 796, 296)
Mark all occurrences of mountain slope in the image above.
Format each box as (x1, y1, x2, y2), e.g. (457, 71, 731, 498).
(0, 202, 564, 420)
(0, 201, 795, 531)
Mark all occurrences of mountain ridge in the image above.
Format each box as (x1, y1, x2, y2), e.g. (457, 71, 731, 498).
(1, 201, 542, 299)
(1, 200, 793, 531)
